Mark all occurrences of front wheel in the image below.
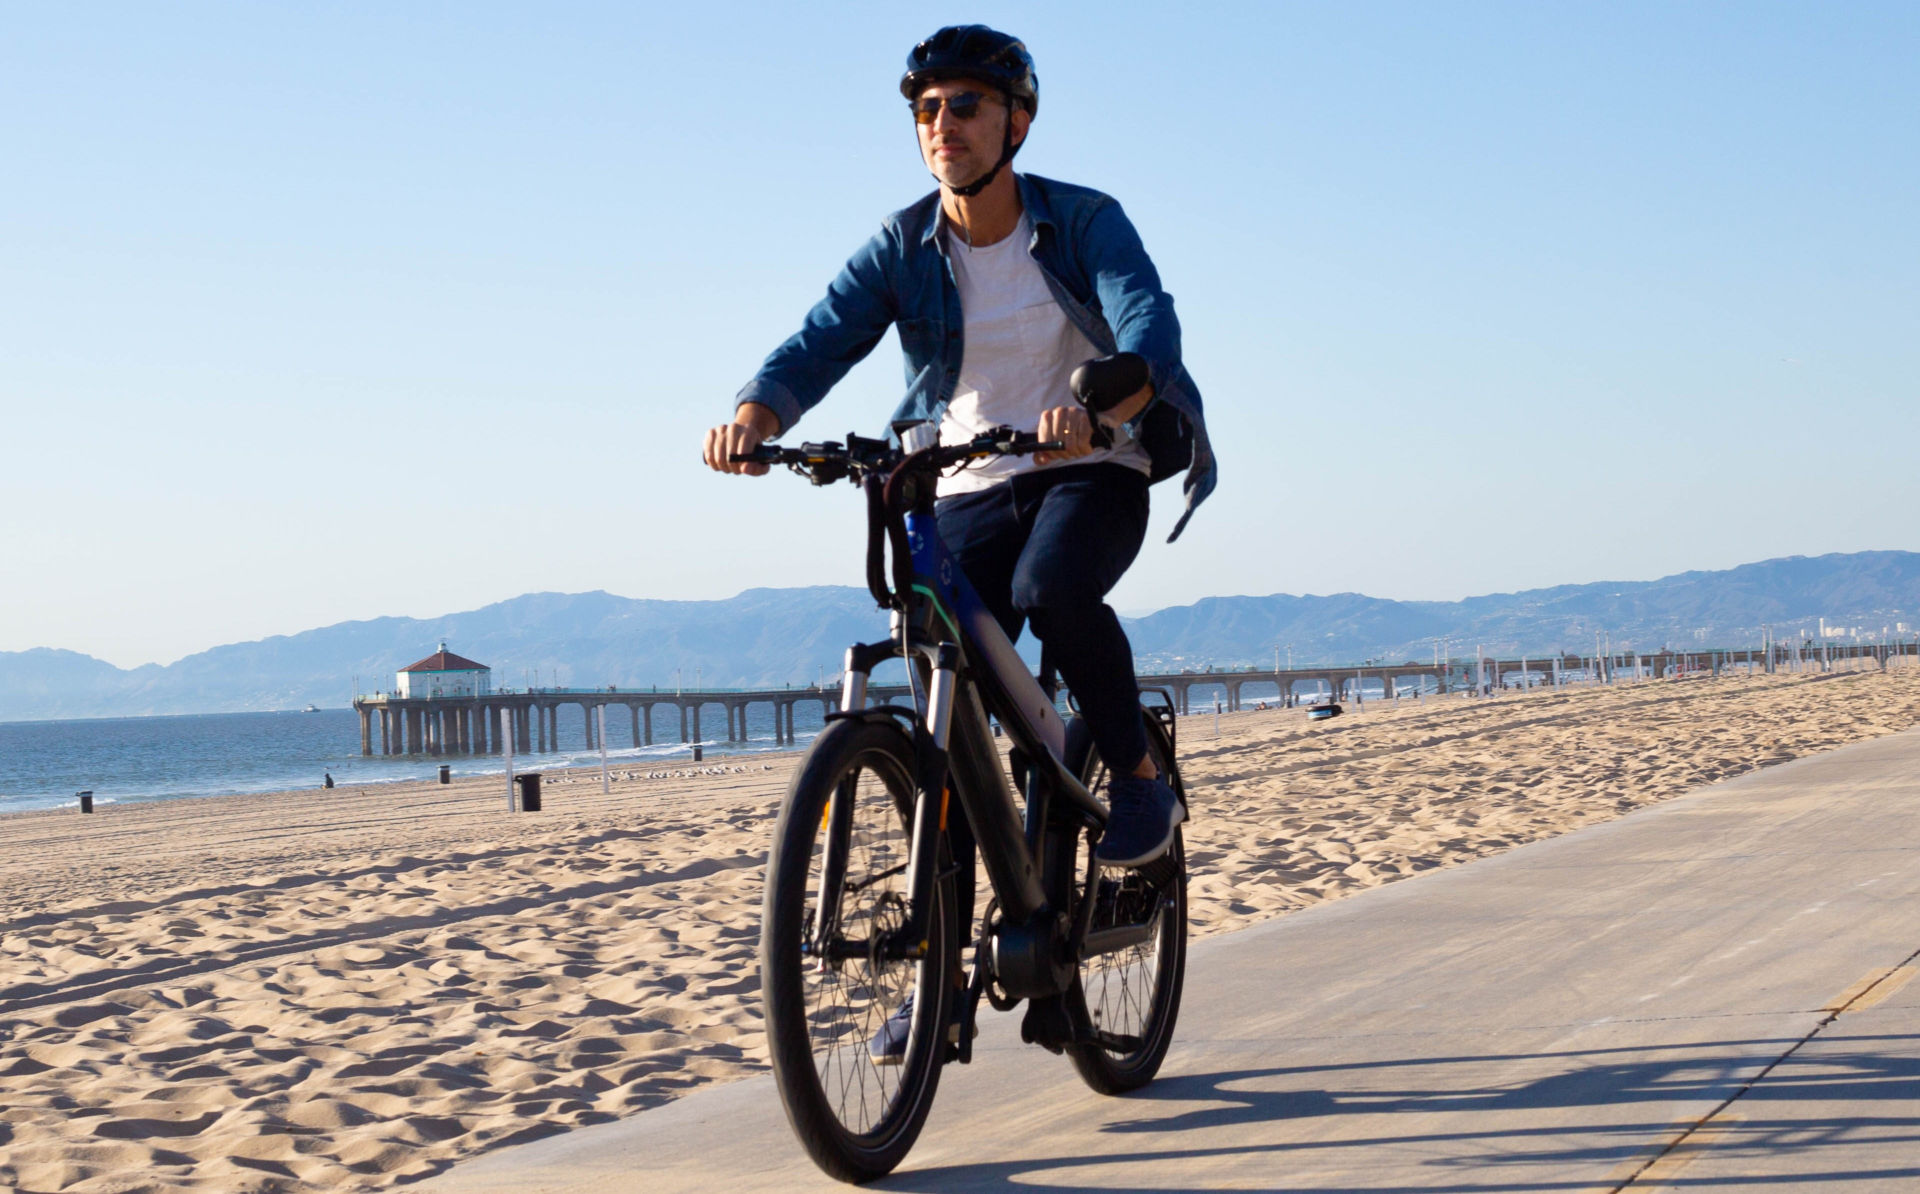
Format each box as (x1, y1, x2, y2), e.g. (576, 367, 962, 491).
(761, 718, 955, 1182)
(1064, 714, 1189, 1094)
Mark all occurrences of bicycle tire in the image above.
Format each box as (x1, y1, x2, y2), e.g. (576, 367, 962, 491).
(1063, 713, 1188, 1094)
(761, 718, 956, 1182)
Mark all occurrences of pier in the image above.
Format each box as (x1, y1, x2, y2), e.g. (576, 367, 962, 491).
(353, 640, 1917, 757)
(1142, 639, 1917, 713)
(352, 685, 913, 758)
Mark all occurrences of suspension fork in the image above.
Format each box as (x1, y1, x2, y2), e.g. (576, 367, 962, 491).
(901, 641, 960, 956)
(811, 627, 915, 961)
(810, 772, 856, 961)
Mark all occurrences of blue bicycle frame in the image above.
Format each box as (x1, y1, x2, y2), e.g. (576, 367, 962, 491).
(833, 471, 1112, 994)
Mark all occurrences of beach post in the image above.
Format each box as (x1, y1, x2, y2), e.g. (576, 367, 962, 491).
(598, 705, 610, 794)
(499, 708, 515, 811)
(1212, 694, 1221, 738)
(77, 790, 93, 814)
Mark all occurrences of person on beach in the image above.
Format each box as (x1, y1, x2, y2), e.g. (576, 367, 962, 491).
(705, 24, 1213, 862)
(701, 25, 1214, 1055)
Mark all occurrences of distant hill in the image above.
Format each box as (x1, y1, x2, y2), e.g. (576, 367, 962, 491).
(0, 588, 892, 722)
(1127, 550, 1920, 670)
(2, 552, 1915, 721)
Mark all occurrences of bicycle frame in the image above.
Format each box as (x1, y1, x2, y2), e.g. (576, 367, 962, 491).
(830, 460, 1115, 1002)
(750, 429, 1186, 1183)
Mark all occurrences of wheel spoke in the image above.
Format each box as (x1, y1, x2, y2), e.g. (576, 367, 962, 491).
(796, 750, 924, 1136)
(1072, 734, 1184, 1083)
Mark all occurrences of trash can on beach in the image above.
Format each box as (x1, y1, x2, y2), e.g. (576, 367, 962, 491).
(438, 765, 451, 785)
(514, 772, 542, 812)
(77, 790, 94, 814)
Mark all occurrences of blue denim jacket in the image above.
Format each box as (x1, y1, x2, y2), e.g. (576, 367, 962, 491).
(735, 173, 1216, 540)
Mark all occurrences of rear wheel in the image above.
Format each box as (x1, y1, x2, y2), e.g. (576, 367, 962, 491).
(761, 719, 955, 1181)
(1064, 715, 1188, 1093)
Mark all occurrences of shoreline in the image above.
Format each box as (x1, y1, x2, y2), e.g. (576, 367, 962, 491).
(0, 679, 1639, 819)
(0, 667, 1811, 818)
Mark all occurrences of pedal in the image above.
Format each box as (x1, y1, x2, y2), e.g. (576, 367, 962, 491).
(1082, 1028, 1143, 1054)
(1019, 994, 1073, 1055)
(1135, 851, 1180, 892)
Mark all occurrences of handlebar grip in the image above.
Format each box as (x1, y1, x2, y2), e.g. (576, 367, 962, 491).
(1070, 353, 1150, 414)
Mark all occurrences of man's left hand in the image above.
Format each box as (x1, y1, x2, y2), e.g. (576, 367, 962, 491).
(1034, 405, 1095, 464)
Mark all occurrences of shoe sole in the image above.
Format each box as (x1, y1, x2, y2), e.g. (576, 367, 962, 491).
(1096, 802, 1186, 869)
(871, 1019, 975, 1067)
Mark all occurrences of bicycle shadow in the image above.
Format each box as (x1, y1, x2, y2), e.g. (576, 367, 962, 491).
(871, 1032, 1920, 1192)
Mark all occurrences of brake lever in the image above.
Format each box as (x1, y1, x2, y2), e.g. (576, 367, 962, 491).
(1077, 405, 1114, 451)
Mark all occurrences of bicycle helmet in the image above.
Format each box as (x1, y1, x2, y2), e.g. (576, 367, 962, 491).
(901, 25, 1038, 197)
(900, 25, 1038, 116)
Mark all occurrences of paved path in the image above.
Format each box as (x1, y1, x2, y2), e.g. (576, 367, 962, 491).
(426, 727, 1920, 1193)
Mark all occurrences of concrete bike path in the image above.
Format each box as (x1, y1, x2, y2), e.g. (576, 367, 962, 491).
(425, 726, 1920, 1193)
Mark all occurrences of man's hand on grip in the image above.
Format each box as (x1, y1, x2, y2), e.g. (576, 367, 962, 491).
(703, 405, 780, 476)
(1034, 405, 1094, 465)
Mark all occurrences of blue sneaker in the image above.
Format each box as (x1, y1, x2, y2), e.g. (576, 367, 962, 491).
(868, 993, 975, 1066)
(869, 995, 916, 1067)
(1096, 774, 1184, 868)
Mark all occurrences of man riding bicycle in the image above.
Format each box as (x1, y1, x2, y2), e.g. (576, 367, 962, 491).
(703, 24, 1215, 869)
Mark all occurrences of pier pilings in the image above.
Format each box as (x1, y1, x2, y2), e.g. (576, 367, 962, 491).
(351, 686, 880, 759)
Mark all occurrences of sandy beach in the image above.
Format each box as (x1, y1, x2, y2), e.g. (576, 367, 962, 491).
(4, 663, 1919, 1192)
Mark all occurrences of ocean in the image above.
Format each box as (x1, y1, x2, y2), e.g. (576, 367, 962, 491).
(0, 675, 1417, 817)
(0, 701, 832, 817)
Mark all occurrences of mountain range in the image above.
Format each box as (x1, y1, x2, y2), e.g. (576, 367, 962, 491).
(3, 551, 1916, 722)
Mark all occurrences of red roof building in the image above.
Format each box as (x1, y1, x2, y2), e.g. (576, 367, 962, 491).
(396, 641, 493, 699)
(400, 647, 491, 674)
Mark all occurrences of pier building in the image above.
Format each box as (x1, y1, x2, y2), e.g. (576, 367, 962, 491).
(396, 644, 492, 699)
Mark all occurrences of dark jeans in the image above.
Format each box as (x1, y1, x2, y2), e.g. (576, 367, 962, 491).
(935, 461, 1152, 774)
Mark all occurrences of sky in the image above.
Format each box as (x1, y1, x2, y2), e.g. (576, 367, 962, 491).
(3, 2, 1915, 668)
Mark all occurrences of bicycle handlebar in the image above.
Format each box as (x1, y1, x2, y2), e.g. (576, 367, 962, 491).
(728, 426, 1061, 610)
(729, 427, 1062, 484)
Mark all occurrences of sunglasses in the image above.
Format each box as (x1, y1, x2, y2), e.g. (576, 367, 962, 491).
(911, 91, 996, 125)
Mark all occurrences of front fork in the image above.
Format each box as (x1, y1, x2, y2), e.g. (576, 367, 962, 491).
(902, 642, 960, 957)
(827, 635, 959, 963)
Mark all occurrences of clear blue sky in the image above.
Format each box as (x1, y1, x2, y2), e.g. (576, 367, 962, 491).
(4, 2, 1915, 667)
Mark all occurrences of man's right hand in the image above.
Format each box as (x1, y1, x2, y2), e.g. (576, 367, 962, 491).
(703, 405, 781, 476)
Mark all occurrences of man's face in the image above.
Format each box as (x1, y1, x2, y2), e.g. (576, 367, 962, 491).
(914, 78, 1028, 190)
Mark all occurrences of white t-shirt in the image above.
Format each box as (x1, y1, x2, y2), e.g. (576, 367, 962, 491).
(936, 213, 1151, 497)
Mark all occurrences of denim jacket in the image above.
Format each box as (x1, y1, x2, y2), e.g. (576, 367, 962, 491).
(735, 173, 1216, 540)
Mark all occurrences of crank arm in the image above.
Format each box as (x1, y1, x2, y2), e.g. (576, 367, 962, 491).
(1080, 922, 1156, 958)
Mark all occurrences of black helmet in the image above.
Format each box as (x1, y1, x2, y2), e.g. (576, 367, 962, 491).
(900, 25, 1039, 118)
